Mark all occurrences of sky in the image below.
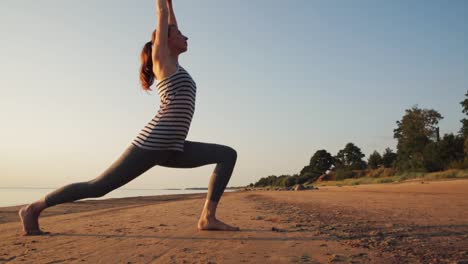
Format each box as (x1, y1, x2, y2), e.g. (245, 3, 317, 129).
(1, 0, 467, 189)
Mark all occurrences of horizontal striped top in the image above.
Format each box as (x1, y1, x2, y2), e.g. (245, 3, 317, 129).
(131, 64, 196, 151)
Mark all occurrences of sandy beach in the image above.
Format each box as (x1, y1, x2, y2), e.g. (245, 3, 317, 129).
(0, 179, 467, 263)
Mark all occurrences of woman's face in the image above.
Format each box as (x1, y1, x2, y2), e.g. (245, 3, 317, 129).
(168, 26, 188, 53)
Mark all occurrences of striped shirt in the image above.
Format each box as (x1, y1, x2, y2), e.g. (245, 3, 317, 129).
(131, 64, 196, 151)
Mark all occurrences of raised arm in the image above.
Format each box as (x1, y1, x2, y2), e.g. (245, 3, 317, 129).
(167, 0, 178, 27)
(153, 0, 169, 61)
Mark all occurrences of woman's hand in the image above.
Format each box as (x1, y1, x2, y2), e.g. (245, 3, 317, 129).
(166, 0, 177, 26)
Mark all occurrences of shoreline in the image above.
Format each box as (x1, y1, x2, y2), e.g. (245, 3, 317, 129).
(0, 192, 216, 225)
(0, 188, 243, 208)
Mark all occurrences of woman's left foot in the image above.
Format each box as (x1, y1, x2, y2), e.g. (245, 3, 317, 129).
(198, 217, 240, 231)
(18, 206, 46, 236)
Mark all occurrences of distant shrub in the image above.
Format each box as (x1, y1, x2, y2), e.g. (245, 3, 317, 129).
(426, 169, 465, 180)
(381, 168, 397, 177)
(352, 169, 369, 178)
(335, 169, 356, 181)
(396, 171, 425, 180)
(447, 160, 467, 169)
(367, 167, 385, 178)
(326, 171, 337, 181)
(365, 167, 396, 178)
(297, 172, 320, 184)
(377, 178, 394, 183)
(445, 173, 457, 178)
(397, 175, 408, 182)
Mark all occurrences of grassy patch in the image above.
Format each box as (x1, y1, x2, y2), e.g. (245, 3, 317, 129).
(313, 169, 468, 187)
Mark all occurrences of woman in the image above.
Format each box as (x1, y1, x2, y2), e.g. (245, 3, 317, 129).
(19, 0, 240, 235)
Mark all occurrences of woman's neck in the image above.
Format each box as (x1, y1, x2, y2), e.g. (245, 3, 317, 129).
(168, 52, 179, 65)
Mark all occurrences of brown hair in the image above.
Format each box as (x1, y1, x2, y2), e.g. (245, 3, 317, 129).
(139, 26, 175, 92)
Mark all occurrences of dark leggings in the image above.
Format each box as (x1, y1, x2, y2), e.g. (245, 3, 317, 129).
(44, 140, 237, 207)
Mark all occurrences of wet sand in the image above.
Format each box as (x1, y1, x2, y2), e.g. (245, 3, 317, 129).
(0, 179, 467, 263)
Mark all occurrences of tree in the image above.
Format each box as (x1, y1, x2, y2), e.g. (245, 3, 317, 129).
(422, 141, 444, 172)
(393, 105, 443, 172)
(465, 137, 468, 164)
(253, 174, 299, 187)
(440, 133, 465, 164)
(296, 173, 312, 185)
(276, 175, 290, 187)
(460, 90, 468, 137)
(423, 133, 464, 171)
(254, 175, 278, 187)
(310, 150, 335, 173)
(381, 148, 397, 168)
(300, 150, 335, 176)
(285, 176, 296, 187)
(334, 143, 367, 170)
(368, 151, 383, 169)
(459, 90, 468, 164)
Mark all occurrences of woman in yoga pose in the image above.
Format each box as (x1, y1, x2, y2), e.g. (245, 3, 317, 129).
(19, 0, 240, 235)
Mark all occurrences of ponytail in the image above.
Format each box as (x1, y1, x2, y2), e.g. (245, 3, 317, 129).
(139, 30, 157, 91)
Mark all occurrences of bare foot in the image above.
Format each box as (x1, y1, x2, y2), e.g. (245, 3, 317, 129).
(198, 218, 240, 231)
(18, 206, 48, 236)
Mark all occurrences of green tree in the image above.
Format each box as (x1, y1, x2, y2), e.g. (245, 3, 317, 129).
(422, 142, 444, 172)
(381, 147, 397, 168)
(296, 173, 312, 184)
(254, 175, 278, 187)
(459, 90, 468, 164)
(300, 149, 334, 177)
(441, 133, 465, 163)
(334, 143, 367, 170)
(368, 151, 383, 169)
(423, 133, 464, 171)
(285, 176, 296, 187)
(335, 169, 356, 181)
(276, 175, 290, 187)
(460, 90, 468, 137)
(393, 105, 443, 172)
(465, 137, 468, 164)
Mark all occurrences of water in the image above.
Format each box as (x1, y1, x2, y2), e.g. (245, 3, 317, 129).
(0, 187, 238, 207)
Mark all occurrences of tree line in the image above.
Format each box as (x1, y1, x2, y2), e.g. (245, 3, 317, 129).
(251, 91, 468, 188)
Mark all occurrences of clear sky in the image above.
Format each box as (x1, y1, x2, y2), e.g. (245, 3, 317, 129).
(1, 0, 467, 189)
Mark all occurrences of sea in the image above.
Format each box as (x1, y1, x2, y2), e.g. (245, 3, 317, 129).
(0, 187, 239, 207)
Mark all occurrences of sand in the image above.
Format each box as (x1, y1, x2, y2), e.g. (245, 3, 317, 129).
(0, 179, 467, 263)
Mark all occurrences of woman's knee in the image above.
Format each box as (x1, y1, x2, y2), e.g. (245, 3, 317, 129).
(224, 146, 237, 162)
(85, 181, 111, 198)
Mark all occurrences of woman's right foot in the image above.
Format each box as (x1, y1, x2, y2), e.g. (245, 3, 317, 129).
(197, 217, 240, 231)
(18, 205, 47, 236)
